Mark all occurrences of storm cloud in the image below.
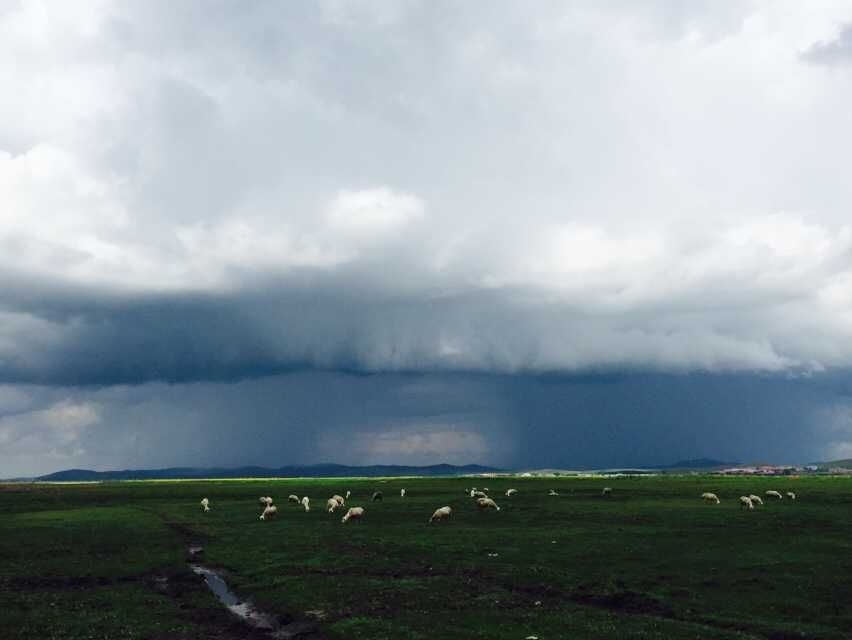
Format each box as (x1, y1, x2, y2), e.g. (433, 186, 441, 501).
(2, 1, 852, 475)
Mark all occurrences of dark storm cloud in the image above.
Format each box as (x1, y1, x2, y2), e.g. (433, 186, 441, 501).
(3, 370, 852, 478)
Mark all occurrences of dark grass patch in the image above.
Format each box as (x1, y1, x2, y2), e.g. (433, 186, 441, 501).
(2, 476, 852, 639)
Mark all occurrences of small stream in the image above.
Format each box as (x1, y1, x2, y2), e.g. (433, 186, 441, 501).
(188, 545, 319, 639)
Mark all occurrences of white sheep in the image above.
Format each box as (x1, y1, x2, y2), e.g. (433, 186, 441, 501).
(260, 505, 278, 520)
(739, 496, 754, 510)
(301, 496, 310, 512)
(332, 494, 345, 506)
(748, 494, 763, 506)
(477, 497, 501, 511)
(259, 496, 274, 506)
(326, 498, 339, 513)
(200, 498, 210, 512)
(341, 506, 364, 523)
(602, 487, 612, 496)
(469, 488, 477, 497)
(786, 491, 796, 500)
(471, 490, 488, 499)
(766, 490, 783, 500)
(548, 489, 559, 496)
(288, 495, 300, 504)
(345, 490, 351, 499)
(429, 506, 452, 523)
(400, 488, 406, 498)
(701, 492, 720, 504)
(505, 488, 518, 497)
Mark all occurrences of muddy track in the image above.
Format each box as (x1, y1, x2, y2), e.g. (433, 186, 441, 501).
(145, 508, 326, 640)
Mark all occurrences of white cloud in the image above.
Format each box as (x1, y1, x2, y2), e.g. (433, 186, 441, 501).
(325, 187, 424, 237)
(324, 425, 490, 465)
(0, 399, 100, 458)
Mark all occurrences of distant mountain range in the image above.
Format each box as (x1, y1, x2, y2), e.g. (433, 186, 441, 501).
(814, 458, 852, 468)
(30, 463, 502, 482)
(11, 457, 849, 482)
(652, 458, 738, 469)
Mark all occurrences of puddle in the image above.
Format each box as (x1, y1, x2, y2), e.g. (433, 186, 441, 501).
(190, 564, 278, 630)
(188, 545, 320, 639)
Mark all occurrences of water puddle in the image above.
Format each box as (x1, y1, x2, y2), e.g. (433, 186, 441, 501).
(188, 545, 320, 639)
(190, 564, 278, 630)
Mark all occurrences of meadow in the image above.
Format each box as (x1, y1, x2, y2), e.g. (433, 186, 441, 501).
(1, 475, 851, 639)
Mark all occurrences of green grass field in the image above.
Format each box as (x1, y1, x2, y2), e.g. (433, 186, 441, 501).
(2, 476, 851, 639)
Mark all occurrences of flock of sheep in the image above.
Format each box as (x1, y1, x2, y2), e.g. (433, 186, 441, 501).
(199, 487, 407, 523)
(197, 484, 800, 523)
(701, 490, 797, 509)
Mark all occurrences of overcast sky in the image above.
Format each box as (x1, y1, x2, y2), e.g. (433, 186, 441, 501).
(2, 1, 852, 476)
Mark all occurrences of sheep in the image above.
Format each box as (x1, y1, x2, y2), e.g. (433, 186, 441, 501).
(259, 496, 273, 507)
(469, 488, 477, 497)
(326, 498, 339, 513)
(602, 487, 612, 497)
(372, 491, 383, 502)
(471, 490, 488, 499)
(483, 487, 490, 492)
(701, 492, 720, 504)
(260, 505, 278, 520)
(786, 491, 797, 500)
(331, 494, 345, 506)
(739, 496, 754, 510)
(400, 488, 406, 498)
(288, 495, 300, 504)
(505, 488, 518, 497)
(429, 506, 453, 523)
(765, 490, 783, 500)
(748, 494, 763, 506)
(301, 496, 310, 512)
(200, 498, 210, 512)
(476, 497, 500, 511)
(345, 490, 351, 499)
(341, 506, 364, 523)
(548, 489, 559, 496)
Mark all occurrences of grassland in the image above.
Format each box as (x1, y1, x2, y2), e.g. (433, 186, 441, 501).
(1, 475, 851, 639)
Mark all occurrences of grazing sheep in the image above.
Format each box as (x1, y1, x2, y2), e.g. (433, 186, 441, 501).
(341, 506, 364, 523)
(345, 490, 351, 499)
(739, 496, 754, 510)
(786, 491, 796, 500)
(200, 498, 210, 512)
(469, 488, 477, 497)
(400, 488, 406, 498)
(331, 494, 345, 506)
(505, 489, 518, 497)
(476, 497, 501, 511)
(260, 505, 278, 520)
(483, 487, 490, 492)
(288, 495, 300, 504)
(748, 494, 763, 506)
(471, 490, 488, 499)
(372, 491, 383, 502)
(259, 496, 273, 507)
(301, 496, 310, 512)
(430, 506, 453, 523)
(766, 490, 783, 500)
(701, 492, 720, 504)
(548, 489, 559, 496)
(327, 498, 339, 513)
(602, 487, 612, 497)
